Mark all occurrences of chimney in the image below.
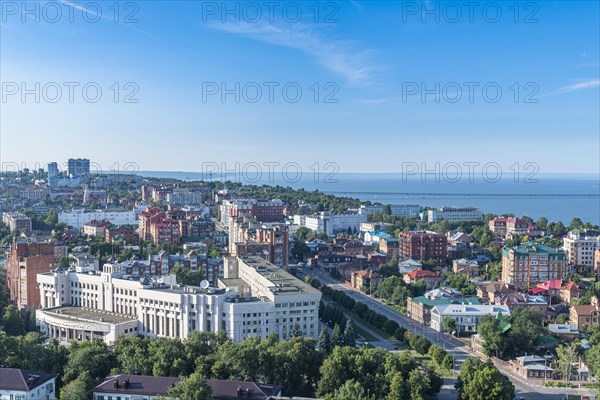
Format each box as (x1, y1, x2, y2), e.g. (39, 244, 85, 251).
(124, 378, 130, 389)
(114, 379, 120, 389)
(237, 386, 243, 397)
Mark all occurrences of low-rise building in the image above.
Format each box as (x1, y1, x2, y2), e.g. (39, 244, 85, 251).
(509, 355, 553, 380)
(398, 258, 422, 274)
(570, 296, 600, 331)
(403, 270, 441, 289)
(351, 269, 383, 293)
(452, 258, 479, 276)
(82, 219, 112, 237)
(431, 304, 510, 333)
(93, 375, 283, 400)
(0, 368, 56, 400)
(476, 282, 517, 303)
(548, 323, 579, 340)
(407, 289, 479, 326)
(495, 292, 548, 313)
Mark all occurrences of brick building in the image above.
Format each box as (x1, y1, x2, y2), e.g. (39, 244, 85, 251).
(398, 231, 447, 265)
(6, 238, 55, 309)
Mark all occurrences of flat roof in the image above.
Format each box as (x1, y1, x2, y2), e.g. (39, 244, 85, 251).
(43, 307, 136, 324)
(239, 256, 321, 296)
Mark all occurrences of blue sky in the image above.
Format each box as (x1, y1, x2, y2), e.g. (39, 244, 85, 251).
(1, 0, 599, 174)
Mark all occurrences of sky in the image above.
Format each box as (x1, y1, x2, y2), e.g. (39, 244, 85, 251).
(0, 0, 599, 175)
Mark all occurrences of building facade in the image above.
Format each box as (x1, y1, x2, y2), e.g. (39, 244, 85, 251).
(563, 230, 599, 273)
(398, 230, 447, 264)
(2, 211, 32, 233)
(427, 207, 483, 223)
(6, 238, 55, 309)
(37, 257, 320, 345)
(502, 243, 568, 288)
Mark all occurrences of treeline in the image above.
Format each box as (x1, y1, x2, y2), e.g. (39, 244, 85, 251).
(373, 275, 427, 309)
(320, 285, 406, 339)
(0, 330, 443, 400)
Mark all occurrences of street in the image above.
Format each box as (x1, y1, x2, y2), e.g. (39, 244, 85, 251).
(303, 267, 598, 400)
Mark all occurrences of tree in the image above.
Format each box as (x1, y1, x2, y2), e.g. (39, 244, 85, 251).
(408, 335, 430, 355)
(148, 337, 188, 377)
(457, 359, 514, 400)
(317, 326, 332, 354)
(113, 337, 151, 375)
(59, 371, 93, 400)
(477, 315, 506, 358)
(382, 204, 392, 215)
(387, 372, 408, 400)
(343, 320, 357, 348)
(2, 305, 25, 336)
(508, 308, 543, 356)
(556, 343, 579, 384)
(168, 371, 212, 400)
(290, 323, 301, 337)
(442, 317, 456, 334)
(332, 379, 369, 400)
(408, 369, 428, 400)
(291, 239, 310, 261)
(331, 324, 343, 348)
(63, 340, 115, 382)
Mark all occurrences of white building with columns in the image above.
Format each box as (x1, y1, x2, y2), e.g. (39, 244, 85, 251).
(37, 256, 320, 345)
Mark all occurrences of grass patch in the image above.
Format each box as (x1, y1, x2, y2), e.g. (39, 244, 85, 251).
(408, 350, 456, 377)
(355, 325, 378, 342)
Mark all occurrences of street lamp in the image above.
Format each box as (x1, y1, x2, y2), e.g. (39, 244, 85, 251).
(544, 350, 552, 384)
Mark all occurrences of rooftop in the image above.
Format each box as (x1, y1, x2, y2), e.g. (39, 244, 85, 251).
(0, 368, 55, 391)
(43, 307, 136, 324)
(239, 256, 320, 296)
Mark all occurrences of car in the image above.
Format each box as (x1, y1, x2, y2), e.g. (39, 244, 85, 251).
(515, 397, 525, 400)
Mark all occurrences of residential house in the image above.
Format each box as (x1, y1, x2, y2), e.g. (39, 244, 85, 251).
(351, 270, 383, 293)
(570, 296, 600, 331)
(452, 258, 479, 277)
(476, 281, 517, 303)
(509, 356, 553, 380)
(495, 292, 548, 313)
(398, 259, 422, 274)
(403, 270, 441, 289)
(548, 323, 579, 340)
(93, 375, 283, 400)
(0, 368, 56, 400)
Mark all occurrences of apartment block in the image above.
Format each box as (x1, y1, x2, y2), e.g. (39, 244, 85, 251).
(502, 243, 568, 289)
(488, 217, 529, 237)
(358, 204, 420, 218)
(59, 208, 137, 229)
(427, 207, 483, 223)
(2, 212, 33, 233)
(563, 230, 600, 273)
(398, 230, 447, 264)
(7, 238, 55, 309)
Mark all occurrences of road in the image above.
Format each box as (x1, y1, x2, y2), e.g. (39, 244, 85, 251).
(303, 267, 598, 400)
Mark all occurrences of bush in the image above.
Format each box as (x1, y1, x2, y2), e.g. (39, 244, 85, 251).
(395, 327, 407, 342)
(384, 320, 400, 336)
(442, 354, 454, 370)
(409, 335, 431, 355)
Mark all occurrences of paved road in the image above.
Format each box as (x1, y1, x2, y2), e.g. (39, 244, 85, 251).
(303, 268, 598, 400)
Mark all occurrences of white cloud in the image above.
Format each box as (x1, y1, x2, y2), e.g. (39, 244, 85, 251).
(205, 21, 376, 84)
(557, 79, 600, 93)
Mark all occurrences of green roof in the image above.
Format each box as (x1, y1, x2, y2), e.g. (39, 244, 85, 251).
(505, 242, 565, 257)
